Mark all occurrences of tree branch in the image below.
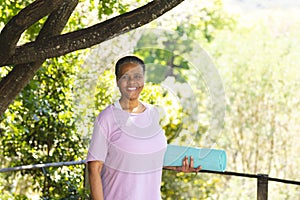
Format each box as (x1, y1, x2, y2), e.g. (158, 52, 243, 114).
(0, 0, 78, 116)
(0, 0, 184, 116)
(0, 0, 70, 64)
(1, 0, 184, 66)
(37, 0, 78, 40)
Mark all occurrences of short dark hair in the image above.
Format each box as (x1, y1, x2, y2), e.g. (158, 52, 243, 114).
(115, 55, 145, 79)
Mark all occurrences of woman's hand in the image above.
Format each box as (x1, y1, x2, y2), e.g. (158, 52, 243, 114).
(163, 156, 202, 173)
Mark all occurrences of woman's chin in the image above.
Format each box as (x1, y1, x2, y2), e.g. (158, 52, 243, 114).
(129, 95, 139, 101)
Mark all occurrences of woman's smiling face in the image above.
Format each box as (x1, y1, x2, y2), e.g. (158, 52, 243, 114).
(117, 62, 145, 101)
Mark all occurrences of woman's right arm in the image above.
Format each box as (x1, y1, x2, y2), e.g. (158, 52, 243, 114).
(88, 161, 104, 200)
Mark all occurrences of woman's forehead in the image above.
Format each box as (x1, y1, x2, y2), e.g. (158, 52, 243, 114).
(119, 63, 144, 74)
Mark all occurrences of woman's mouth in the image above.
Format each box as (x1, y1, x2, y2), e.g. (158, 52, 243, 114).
(128, 87, 137, 91)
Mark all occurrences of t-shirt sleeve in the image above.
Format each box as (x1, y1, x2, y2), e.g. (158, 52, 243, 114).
(86, 118, 109, 163)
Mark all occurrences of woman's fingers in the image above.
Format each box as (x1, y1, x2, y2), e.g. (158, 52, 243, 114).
(196, 165, 202, 171)
(163, 156, 201, 173)
(182, 156, 201, 172)
(182, 156, 186, 171)
(190, 156, 194, 168)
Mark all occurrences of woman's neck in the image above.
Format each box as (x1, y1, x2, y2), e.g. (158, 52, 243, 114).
(119, 98, 140, 112)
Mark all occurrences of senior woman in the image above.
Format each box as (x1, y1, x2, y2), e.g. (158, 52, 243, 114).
(86, 55, 201, 200)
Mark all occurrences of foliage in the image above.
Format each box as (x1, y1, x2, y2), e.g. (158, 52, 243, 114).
(162, 171, 221, 199)
(151, 0, 236, 43)
(0, 0, 234, 198)
(0, 0, 132, 198)
(0, 1, 88, 193)
(3, 0, 299, 199)
(207, 10, 300, 199)
(0, 54, 86, 198)
(97, 0, 129, 19)
(0, 0, 33, 27)
(188, 0, 236, 42)
(135, 31, 192, 83)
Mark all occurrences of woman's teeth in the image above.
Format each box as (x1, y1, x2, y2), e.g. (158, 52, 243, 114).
(128, 87, 137, 91)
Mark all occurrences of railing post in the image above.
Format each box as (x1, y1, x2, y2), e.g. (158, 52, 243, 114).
(84, 163, 89, 191)
(257, 174, 268, 200)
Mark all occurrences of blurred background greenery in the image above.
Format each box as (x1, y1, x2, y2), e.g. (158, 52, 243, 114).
(0, 0, 299, 199)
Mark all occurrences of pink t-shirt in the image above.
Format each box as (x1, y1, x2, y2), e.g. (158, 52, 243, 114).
(86, 102, 167, 200)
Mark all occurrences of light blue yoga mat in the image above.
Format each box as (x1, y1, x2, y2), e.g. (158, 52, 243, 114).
(163, 144, 227, 172)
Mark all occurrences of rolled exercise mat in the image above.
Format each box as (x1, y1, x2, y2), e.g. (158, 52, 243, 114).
(163, 144, 227, 172)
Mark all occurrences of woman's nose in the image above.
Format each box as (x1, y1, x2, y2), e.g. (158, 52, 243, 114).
(127, 77, 135, 83)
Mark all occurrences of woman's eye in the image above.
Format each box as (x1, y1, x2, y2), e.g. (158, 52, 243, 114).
(121, 75, 129, 80)
(134, 74, 143, 79)
(120, 74, 143, 81)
